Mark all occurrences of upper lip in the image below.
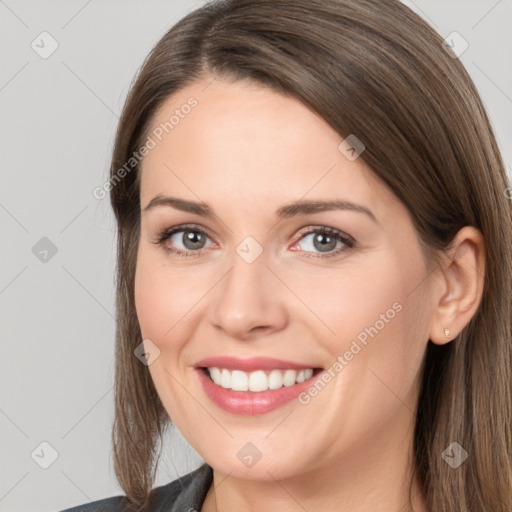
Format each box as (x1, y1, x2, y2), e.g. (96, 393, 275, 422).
(195, 356, 322, 372)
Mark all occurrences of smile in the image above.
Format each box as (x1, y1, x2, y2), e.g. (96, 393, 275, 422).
(194, 356, 323, 415)
(204, 367, 315, 392)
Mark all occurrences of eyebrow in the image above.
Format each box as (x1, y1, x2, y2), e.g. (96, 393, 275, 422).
(142, 195, 378, 224)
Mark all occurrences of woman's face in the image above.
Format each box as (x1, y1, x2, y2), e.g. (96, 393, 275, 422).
(135, 77, 437, 481)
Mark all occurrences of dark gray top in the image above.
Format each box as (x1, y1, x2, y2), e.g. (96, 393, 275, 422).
(59, 463, 213, 512)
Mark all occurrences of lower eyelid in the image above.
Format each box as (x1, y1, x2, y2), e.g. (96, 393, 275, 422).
(293, 241, 351, 259)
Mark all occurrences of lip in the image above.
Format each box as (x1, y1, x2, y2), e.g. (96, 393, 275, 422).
(195, 358, 323, 416)
(195, 356, 319, 372)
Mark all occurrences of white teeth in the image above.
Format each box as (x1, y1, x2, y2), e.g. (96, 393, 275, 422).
(249, 370, 268, 392)
(231, 370, 248, 391)
(268, 369, 283, 389)
(221, 369, 231, 388)
(206, 367, 316, 392)
(283, 369, 297, 387)
(209, 367, 222, 385)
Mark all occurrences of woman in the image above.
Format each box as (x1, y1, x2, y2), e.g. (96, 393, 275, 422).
(61, 0, 512, 510)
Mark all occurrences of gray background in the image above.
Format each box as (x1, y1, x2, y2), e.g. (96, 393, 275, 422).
(0, 1, 510, 511)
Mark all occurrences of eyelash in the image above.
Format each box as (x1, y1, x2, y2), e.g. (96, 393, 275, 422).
(153, 223, 356, 259)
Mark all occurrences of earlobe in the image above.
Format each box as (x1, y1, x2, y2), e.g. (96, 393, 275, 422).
(428, 226, 485, 346)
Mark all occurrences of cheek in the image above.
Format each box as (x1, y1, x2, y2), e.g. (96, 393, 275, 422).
(317, 254, 430, 433)
(135, 247, 193, 340)
(134, 259, 171, 341)
(133, 250, 200, 422)
(328, 251, 430, 404)
(287, 255, 408, 343)
(292, 248, 429, 377)
(134, 247, 215, 364)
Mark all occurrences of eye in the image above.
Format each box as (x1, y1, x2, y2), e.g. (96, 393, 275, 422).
(155, 224, 216, 257)
(291, 226, 355, 258)
(154, 224, 355, 259)
(169, 229, 209, 251)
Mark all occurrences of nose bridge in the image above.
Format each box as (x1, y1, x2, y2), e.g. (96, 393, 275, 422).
(210, 241, 287, 338)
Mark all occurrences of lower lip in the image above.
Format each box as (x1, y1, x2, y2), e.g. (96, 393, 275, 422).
(196, 368, 320, 416)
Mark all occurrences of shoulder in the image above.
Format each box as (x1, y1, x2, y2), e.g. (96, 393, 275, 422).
(58, 463, 213, 512)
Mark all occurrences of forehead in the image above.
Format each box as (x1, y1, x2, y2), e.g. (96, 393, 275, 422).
(139, 78, 395, 219)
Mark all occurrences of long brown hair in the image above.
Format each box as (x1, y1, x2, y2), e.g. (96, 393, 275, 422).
(109, 0, 512, 510)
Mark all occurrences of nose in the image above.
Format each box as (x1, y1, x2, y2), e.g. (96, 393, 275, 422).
(209, 249, 289, 340)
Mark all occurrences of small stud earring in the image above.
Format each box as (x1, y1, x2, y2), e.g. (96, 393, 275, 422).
(444, 328, 450, 338)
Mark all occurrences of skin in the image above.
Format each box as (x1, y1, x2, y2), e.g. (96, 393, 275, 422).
(134, 77, 485, 512)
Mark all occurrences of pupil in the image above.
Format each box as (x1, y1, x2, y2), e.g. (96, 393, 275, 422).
(313, 233, 336, 252)
(183, 230, 205, 250)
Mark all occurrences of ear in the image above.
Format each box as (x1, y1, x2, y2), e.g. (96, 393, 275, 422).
(428, 226, 486, 345)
